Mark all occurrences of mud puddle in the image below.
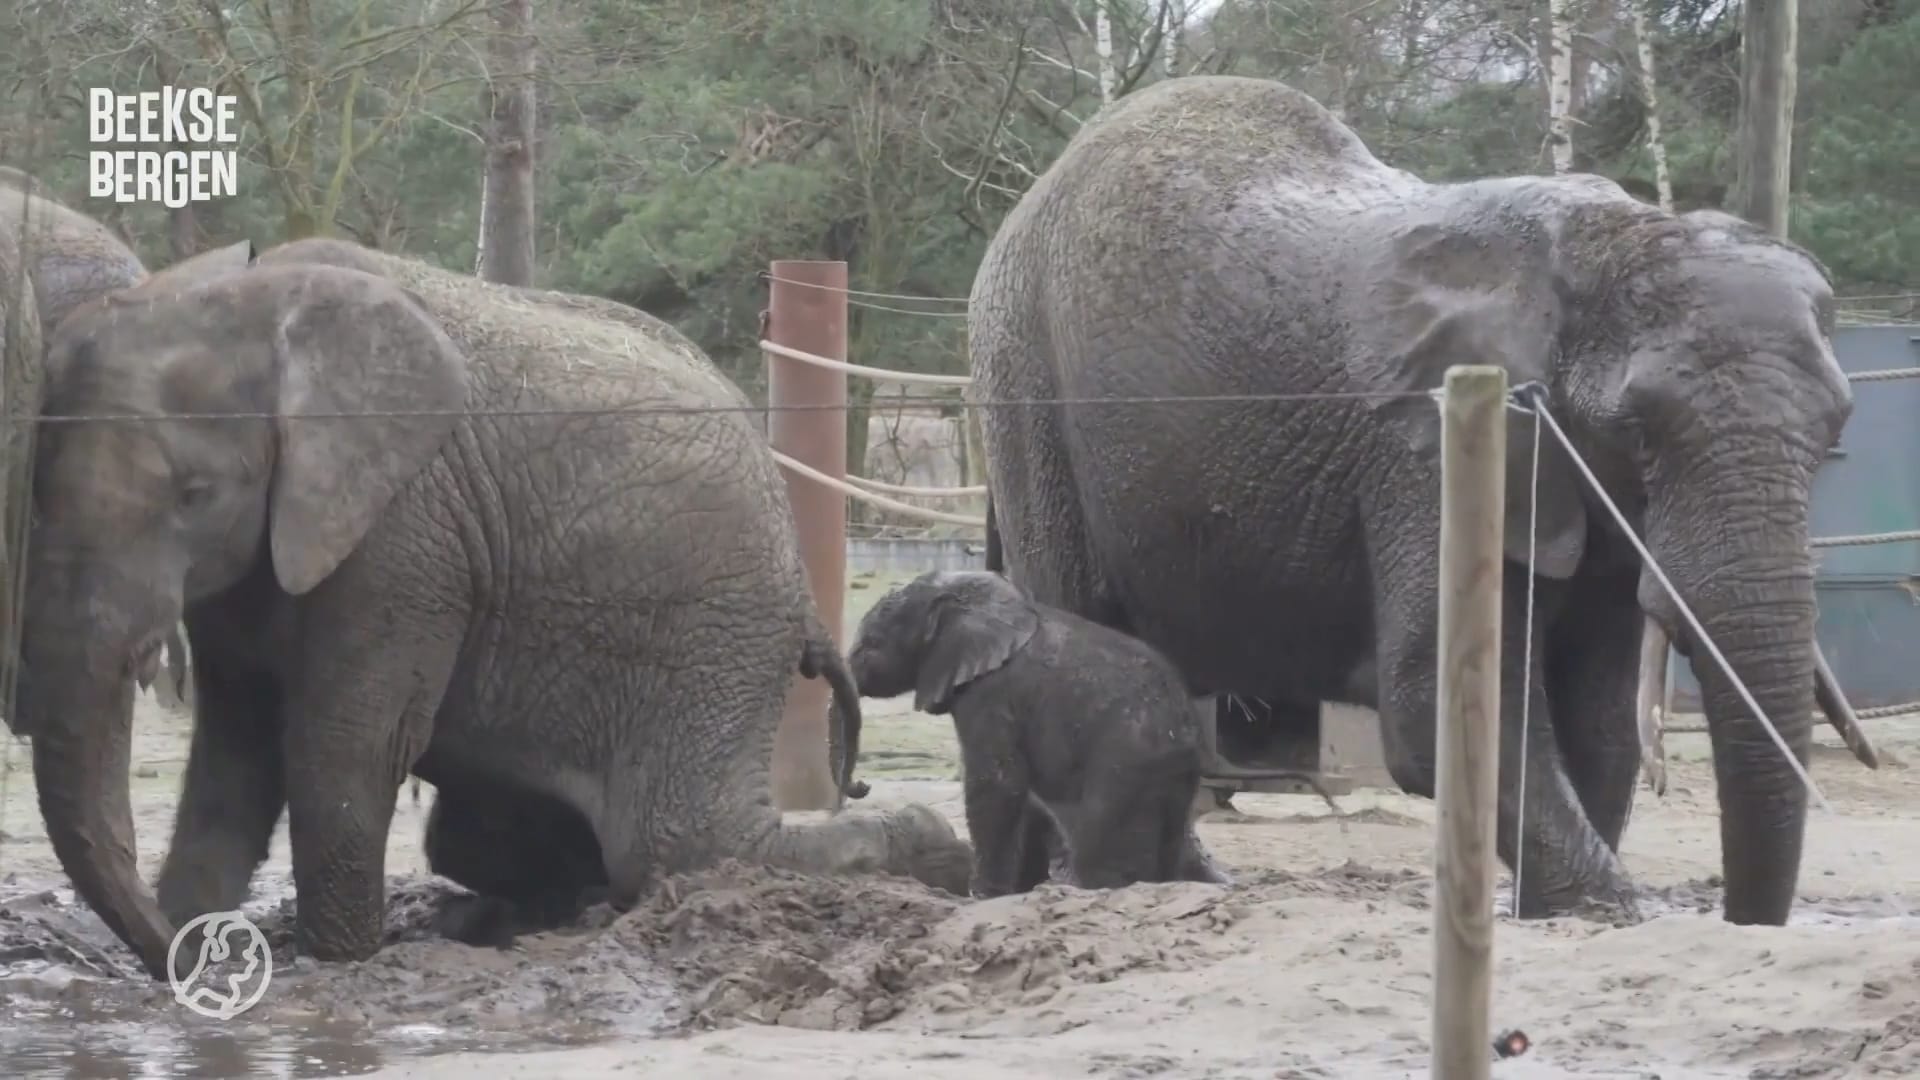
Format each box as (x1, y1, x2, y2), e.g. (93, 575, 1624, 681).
(0, 876, 680, 1078)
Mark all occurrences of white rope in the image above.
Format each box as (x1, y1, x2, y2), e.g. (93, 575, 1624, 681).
(1845, 367, 1920, 383)
(759, 340, 972, 386)
(1509, 391, 1838, 819)
(1512, 403, 1541, 918)
(761, 273, 970, 305)
(1810, 528, 1920, 548)
(769, 449, 987, 527)
(844, 473, 987, 498)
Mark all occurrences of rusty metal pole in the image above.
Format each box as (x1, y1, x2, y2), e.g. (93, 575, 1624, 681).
(766, 260, 849, 811)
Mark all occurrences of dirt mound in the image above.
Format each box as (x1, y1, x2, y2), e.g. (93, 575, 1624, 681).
(574, 860, 1255, 1034)
(1234, 860, 1430, 909)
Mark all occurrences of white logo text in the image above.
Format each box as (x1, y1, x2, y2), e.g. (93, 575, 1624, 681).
(88, 87, 240, 208)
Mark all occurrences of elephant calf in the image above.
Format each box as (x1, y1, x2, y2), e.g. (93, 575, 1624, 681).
(849, 570, 1226, 896)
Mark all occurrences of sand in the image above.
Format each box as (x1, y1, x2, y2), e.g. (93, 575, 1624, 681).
(0, 654, 1916, 1077)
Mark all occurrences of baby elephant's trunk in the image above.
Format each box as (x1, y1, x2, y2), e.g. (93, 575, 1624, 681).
(800, 616, 869, 805)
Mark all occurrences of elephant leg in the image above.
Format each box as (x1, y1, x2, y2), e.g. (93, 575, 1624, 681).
(1065, 769, 1191, 888)
(1058, 806, 1151, 889)
(282, 622, 456, 962)
(1178, 826, 1232, 885)
(1011, 801, 1055, 892)
(154, 654, 286, 926)
(1545, 566, 1644, 852)
(1371, 541, 1636, 917)
(959, 756, 1034, 898)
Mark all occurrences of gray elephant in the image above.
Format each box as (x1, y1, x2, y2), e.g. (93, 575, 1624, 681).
(19, 234, 972, 979)
(849, 570, 1226, 896)
(968, 75, 1858, 925)
(0, 172, 198, 713)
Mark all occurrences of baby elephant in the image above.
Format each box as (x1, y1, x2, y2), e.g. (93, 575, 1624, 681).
(849, 569, 1217, 897)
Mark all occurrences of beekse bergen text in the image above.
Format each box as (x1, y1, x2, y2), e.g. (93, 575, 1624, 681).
(89, 87, 239, 208)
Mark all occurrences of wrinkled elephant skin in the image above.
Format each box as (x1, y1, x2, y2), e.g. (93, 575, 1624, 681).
(21, 237, 971, 977)
(848, 570, 1223, 896)
(967, 76, 1851, 925)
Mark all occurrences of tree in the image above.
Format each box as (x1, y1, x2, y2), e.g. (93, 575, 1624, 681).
(1545, 0, 1576, 171)
(476, 0, 538, 285)
(1732, 0, 1800, 234)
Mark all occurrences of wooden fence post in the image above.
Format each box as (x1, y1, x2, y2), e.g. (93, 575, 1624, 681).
(765, 260, 849, 811)
(1431, 365, 1507, 1080)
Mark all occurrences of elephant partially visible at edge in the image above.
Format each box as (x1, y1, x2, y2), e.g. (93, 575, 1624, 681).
(19, 234, 971, 979)
(0, 172, 209, 715)
(968, 75, 1860, 925)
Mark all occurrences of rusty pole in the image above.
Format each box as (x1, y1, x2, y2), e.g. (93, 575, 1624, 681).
(766, 260, 849, 811)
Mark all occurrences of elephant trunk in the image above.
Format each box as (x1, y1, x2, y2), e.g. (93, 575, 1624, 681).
(1654, 521, 1818, 926)
(25, 662, 176, 977)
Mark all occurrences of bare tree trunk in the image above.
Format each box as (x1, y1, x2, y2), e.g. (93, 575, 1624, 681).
(1163, 0, 1185, 76)
(476, 0, 537, 286)
(1545, 0, 1576, 172)
(1630, 0, 1674, 210)
(1096, 2, 1116, 104)
(1732, 0, 1798, 235)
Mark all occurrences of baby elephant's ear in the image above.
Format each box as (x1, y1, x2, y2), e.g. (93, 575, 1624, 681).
(914, 586, 1039, 715)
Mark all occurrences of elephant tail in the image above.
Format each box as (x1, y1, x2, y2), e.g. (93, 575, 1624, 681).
(984, 488, 1004, 576)
(799, 615, 869, 805)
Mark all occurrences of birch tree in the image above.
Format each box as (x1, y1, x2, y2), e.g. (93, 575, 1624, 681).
(1096, 2, 1116, 104)
(1545, 0, 1575, 172)
(1164, 0, 1185, 76)
(1629, 0, 1674, 211)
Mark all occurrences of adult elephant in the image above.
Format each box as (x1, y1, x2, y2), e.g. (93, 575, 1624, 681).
(0, 172, 207, 713)
(20, 235, 971, 979)
(968, 75, 1857, 925)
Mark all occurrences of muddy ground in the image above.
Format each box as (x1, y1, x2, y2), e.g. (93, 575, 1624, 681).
(0, 571, 1916, 1078)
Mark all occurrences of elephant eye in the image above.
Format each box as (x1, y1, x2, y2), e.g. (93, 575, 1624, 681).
(178, 478, 214, 509)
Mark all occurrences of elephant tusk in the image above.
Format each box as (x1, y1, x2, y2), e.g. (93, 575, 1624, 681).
(1813, 644, 1880, 770)
(1635, 616, 1670, 797)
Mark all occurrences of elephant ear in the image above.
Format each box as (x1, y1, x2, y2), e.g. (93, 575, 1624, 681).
(914, 574, 1041, 715)
(1347, 207, 1589, 578)
(266, 267, 469, 595)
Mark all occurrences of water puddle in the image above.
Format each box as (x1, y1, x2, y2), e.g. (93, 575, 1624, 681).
(2, 976, 493, 1078)
(0, 879, 680, 1079)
